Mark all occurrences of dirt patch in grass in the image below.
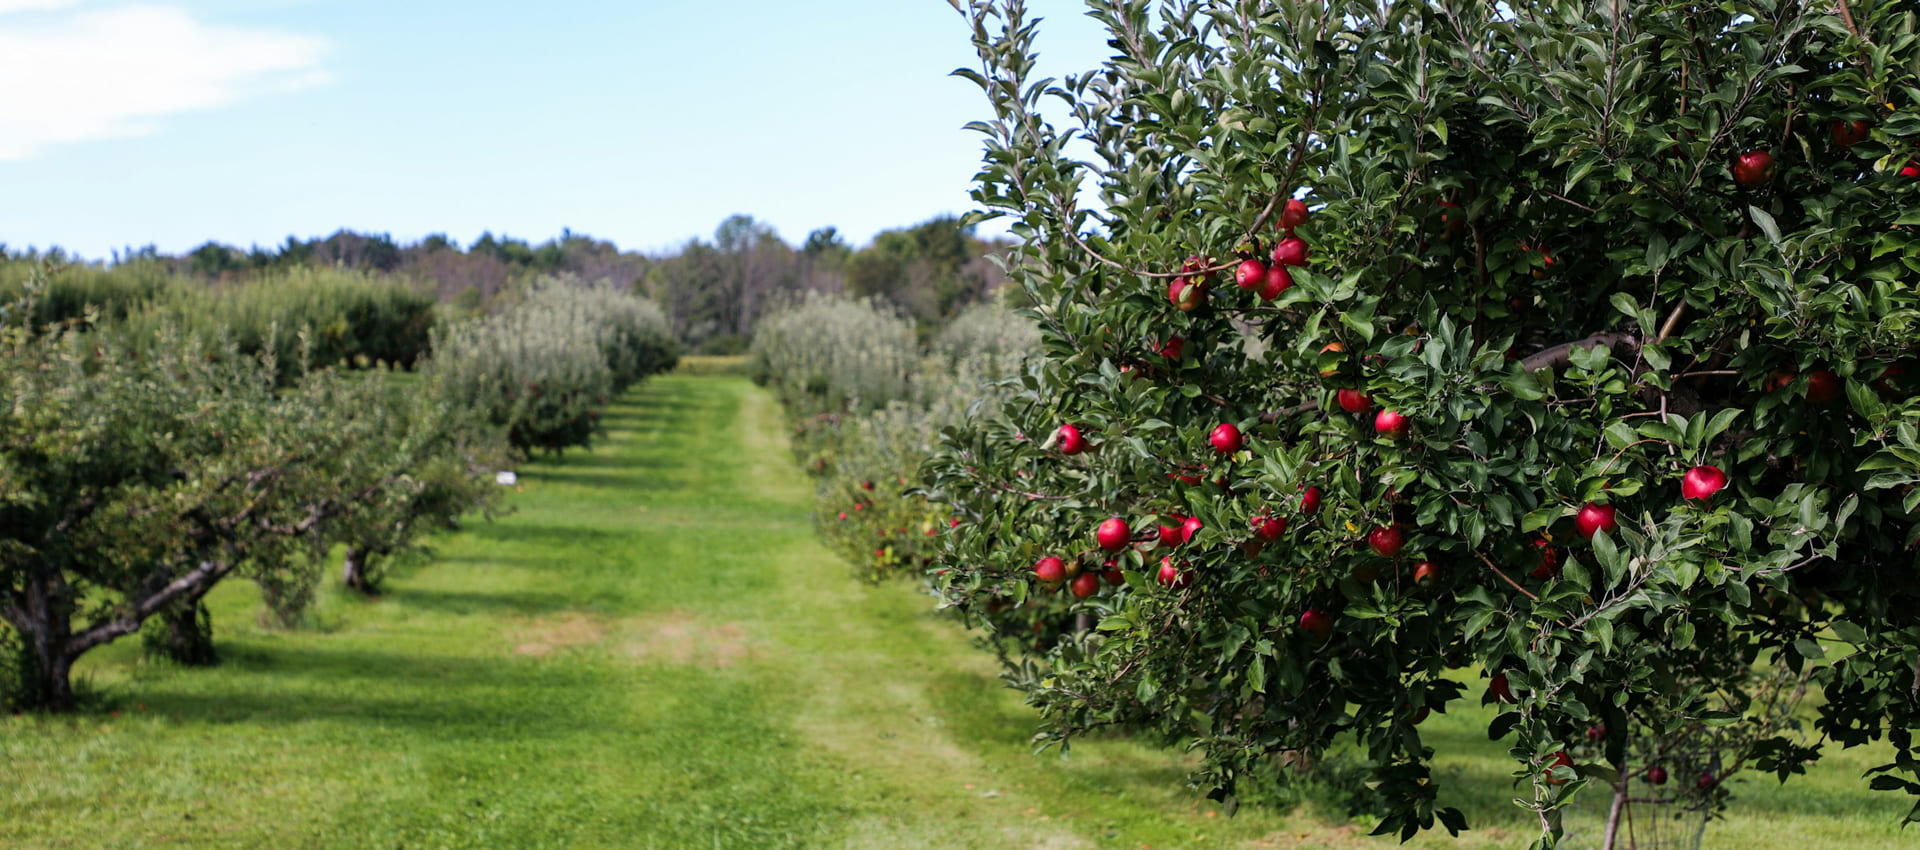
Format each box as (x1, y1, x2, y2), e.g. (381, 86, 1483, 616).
(621, 610, 754, 667)
(511, 612, 609, 656)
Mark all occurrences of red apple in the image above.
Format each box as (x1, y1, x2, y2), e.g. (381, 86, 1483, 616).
(1374, 409, 1409, 440)
(1732, 149, 1776, 186)
(1831, 119, 1870, 149)
(1159, 515, 1188, 546)
(1180, 515, 1205, 544)
(1575, 503, 1618, 538)
(1903, 160, 1920, 178)
(1102, 560, 1125, 585)
(1070, 572, 1099, 599)
(1646, 766, 1668, 785)
(1438, 200, 1465, 239)
(1056, 423, 1087, 455)
(1259, 265, 1293, 300)
(1272, 236, 1309, 267)
(1530, 539, 1561, 579)
(1034, 556, 1066, 584)
(1805, 369, 1842, 405)
(1546, 751, 1574, 785)
(1586, 724, 1607, 742)
(1278, 198, 1309, 231)
(1235, 258, 1267, 289)
(1096, 518, 1131, 552)
(1158, 337, 1185, 360)
(1413, 560, 1439, 588)
(1170, 278, 1207, 312)
(1368, 525, 1406, 558)
(1337, 388, 1372, 414)
(1209, 422, 1244, 454)
(1489, 672, 1516, 704)
(1251, 512, 1288, 541)
(1681, 465, 1728, 501)
(1299, 608, 1333, 639)
(1156, 556, 1190, 589)
(1299, 486, 1323, 515)
(836, 511, 847, 521)
(1696, 772, 1717, 790)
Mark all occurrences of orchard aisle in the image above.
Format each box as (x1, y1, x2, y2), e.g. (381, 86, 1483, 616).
(0, 374, 1285, 850)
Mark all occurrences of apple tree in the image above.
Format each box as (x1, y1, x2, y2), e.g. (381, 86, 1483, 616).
(929, 1, 1920, 846)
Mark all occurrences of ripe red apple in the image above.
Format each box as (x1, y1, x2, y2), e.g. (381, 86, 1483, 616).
(1575, 503, 1618, 538)
(1732, 149, 1776, 186)
(1299, 486, 1323, 515)
(1272, 236, 1309, 267)
(836, 511, 847, 521)
(1180, 515, 1205, 544)
(1070, 572, 1099, 599)
(1209, 422, 1244, 454)
(1299, 608, 1333, 639)
(1056, 423, 1087, 455)
(1489, 672, 1516, 704)
(1805, 369, 1842, 405)
(1156, 556, 1190, 589)
(1180, 254, 1217, 286)
(1413, 560, 1439, 589)
(1374, 409, 1409, 440)
(1368, 525, 1405, 558)
(1336, 388, 1372, 414)
(1903, 160, 1920, 178)
(1159, 515, 1188, 546)
(1586, 724, 1607, 742)
(1034, 556, 1067, 584)
(1646, 765, 1669, 785)
(1519, 542, 1551, 577)
(1158, 337, 1185, 360)
(1096, 518, 1131, 552)
(1696, 772, 1717, 790)
(1546, 751, 1574, 785)
(1259, 265, 1293, 300)
(1102, 560, 1125, 585)
(1251, 512, 1288, 541)
(1831, 119, 1870, 149)
(1235, 258, 1267, 289)
(1170, 278, 1207, 312)
(1278, 198, 1309, 231)
(1681, 465, 1728, 501)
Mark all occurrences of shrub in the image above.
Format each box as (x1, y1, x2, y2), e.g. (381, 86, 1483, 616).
(748, 291, 917, 417)
(930, 1, 1920, 846)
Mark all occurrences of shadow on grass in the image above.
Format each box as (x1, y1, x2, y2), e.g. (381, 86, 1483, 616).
(395, 586, 584, 617)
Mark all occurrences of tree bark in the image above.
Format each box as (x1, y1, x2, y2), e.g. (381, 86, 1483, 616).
(1602, 759, 1631, 850)
(341, 545, 370, 593)
(147, 599, 217, 666)
(8, 571, 77, 711)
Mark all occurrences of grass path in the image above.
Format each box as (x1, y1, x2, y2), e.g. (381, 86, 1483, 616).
(1, 375, 1908, 849)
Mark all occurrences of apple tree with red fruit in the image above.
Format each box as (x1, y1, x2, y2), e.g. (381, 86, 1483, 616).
(928, 1, 1920, 846)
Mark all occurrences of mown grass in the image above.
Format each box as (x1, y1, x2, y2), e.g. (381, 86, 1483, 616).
(1, 374, 1907, 849)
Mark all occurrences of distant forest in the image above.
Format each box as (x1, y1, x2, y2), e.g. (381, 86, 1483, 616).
(2, 214, 1012, 354)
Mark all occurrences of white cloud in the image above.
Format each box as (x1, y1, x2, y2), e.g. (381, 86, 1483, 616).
(0, 4, 328, 160)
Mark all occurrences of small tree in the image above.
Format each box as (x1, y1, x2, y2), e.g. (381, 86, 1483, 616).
(931, 1, 1920, 846)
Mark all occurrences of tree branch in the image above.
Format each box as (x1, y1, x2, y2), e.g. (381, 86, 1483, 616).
(63, 559, 235, 656)
(1519, 332, 1639, 372)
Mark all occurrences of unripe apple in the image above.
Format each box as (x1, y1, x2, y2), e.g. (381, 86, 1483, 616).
(1317, 342, 1346, 377)
(1056, 423, 1087, 455)
(1070, 572, 1099, 599)
(1209, 422, 1244, 454)
(1413, 560, 1439, 589)
(1235, 258, 1267, 289)
(1336, 388, 1372, 414)
(1299, 608, 1332, 639)
(1489, 672, 1516, 704)
(1646, 766, 1669, 785)
(1156, 556, 1190, 589)
(1374, 409, 1409, 440)
(1575, 503, 1618, 538)
(1272, 236, 1309, 267)
(1251, 512, 1287, 541)
(1180, 515, 1205, 544)
(1732, 149, 1776, 186)
(1278, 198, 1309, 231)
(1681, 465, 1728, 501)
(1831, 119, 1870, 149)
(1368, 525, 1405, 557)
(1805, 369, 1842, 405)
(1096, 517, 1131, 552)
(1259, 265, 1293, 300)
(1034, 556, 1066, 584)
(1299, 486, 1323, 515)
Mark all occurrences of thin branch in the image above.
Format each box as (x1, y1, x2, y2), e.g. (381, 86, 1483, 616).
(1519, 332, 1639, 372)
(1474, 548, 1541, 602)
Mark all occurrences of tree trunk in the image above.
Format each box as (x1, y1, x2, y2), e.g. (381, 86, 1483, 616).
(146, 599, 217, 666)
(11, 571, 77, 711)
(341, 545, 369, 593)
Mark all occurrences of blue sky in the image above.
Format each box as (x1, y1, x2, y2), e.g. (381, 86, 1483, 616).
(0, 0, 1108, 259)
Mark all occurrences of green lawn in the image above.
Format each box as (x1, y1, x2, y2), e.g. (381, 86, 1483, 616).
(1, 375, 1907, 849)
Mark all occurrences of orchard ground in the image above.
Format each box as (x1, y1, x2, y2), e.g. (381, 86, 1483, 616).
(0, 370, 1904, 849)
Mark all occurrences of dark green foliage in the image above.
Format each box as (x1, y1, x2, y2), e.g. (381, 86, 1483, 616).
(933, 1, 1920, 846)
